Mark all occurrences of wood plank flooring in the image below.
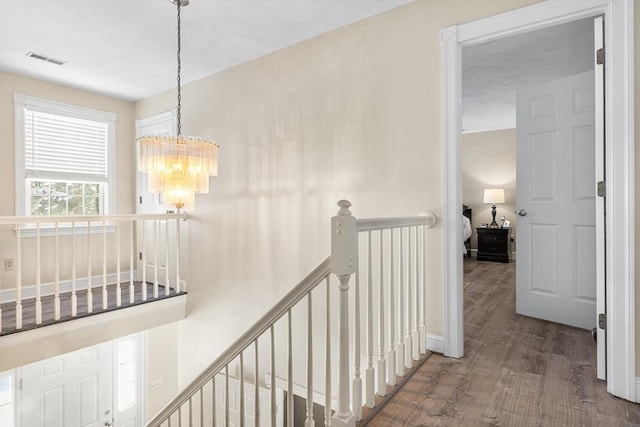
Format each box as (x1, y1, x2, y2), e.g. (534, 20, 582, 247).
(366, 258, 640, 426)
(0, 282, 184, 336)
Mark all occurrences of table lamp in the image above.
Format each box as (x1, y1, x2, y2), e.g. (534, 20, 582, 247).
(483, 188, 505, 228)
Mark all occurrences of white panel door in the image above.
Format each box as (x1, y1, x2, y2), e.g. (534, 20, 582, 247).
(516, 70, 596, 329)
(20, 342, 113, 427)
(135, 111, 177, 286)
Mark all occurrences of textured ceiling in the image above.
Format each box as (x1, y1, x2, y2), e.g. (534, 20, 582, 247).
(0, 0, 412, 101)
(462, 18, 594, 133)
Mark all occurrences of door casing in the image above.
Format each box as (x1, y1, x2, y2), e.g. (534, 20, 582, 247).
(441, 0, 635, 401)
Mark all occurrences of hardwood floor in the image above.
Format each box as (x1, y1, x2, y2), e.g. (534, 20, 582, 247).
(366, 258, 640, 426)
(0, 282, 184, 336)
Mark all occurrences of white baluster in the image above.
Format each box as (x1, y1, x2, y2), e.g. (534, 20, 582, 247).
(154, 219, 159, 298)
(387, 228, 396, 386)
(176, 218, 181, 293)
(271, 325, 276, 427)
(412, 226, 420, 361)
(421, 225, 427, 354)
(352, 254, 362, 421)
(165, 219, 170, 296)
(200, 388, 204, 427)
(129, 221, 135, 304)
(365, 231, 374, 408)
(254, 339, 260, 427)
(211, 376, 216, 427)
(306, 293, 315, 427)
(87, 221, 93, 313)
(225, 365, 229, 427)
(117, 221, 122, 307)
(377, 230, 386, 396)
(287, 309, 293, 427)
(396, 228, 404, 377)
(142, 220, 147, 301)
(71, 222, 77, 317)
(103, 221, 108, 310)
(324, 276, 331, 427)
(405, 227, 413, 368)
(35, 223, 42, 324)
(15, 224, 22, 329)
(54, 222, 60, 320)
(240, 352, 245, 427)
(413, 226, 424, 360)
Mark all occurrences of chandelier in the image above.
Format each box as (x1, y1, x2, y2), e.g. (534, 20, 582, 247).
(137, 0, 218, 211)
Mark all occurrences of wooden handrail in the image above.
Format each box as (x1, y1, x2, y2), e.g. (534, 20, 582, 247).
(0, 212, 188, 225)
(146, 256, 332, 426)
(356, 212, 437, 231)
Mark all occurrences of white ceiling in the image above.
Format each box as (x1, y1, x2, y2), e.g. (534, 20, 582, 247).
(1, 1, 595, 128)
(0, 0, 413, 101)
(462, 17, 594, 133)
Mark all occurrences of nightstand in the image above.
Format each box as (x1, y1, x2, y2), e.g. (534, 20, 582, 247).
(476, 227, 510, 263)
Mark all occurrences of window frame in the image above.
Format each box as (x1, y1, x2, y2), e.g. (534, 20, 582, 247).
(14, 93, 116, 220)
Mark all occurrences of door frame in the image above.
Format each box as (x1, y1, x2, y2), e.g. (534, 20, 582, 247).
(441, 0, 635, 401)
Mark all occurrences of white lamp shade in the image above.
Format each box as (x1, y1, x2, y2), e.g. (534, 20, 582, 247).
(483, 188, 505, 204)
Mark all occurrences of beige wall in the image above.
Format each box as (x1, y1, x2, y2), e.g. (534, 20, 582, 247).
(135, 0, 540, 389)
(635, 0, 639, 375)
(462, 129, 517, 251)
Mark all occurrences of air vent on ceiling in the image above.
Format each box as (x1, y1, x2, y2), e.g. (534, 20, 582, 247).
(26, 52, 66, 66)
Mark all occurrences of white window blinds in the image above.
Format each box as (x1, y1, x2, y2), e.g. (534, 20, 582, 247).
(24, 109, 108, 182)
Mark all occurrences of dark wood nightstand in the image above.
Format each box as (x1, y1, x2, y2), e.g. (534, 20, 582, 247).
(476, 227, 510, 263)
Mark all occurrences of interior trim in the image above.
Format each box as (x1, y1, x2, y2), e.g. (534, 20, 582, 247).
(441, 0, 635, 401)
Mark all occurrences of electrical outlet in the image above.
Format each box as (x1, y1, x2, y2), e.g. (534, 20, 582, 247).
(150, 378, 163, 391)
(4, 258, 15, 271)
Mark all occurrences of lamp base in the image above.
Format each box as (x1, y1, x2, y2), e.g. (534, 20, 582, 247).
(489, 204, 499, 228)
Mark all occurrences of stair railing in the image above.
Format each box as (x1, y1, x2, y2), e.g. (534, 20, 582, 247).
(147, 200, 437, 427)
(0, 213, 187, 335)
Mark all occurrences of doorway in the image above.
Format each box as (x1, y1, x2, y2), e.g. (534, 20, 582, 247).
(11, 334, 143, 427)
(461, 16, 598, 346)
(441, 0, 635, 402)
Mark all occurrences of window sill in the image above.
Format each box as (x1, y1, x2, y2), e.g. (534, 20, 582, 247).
(16, 224, 117, 238)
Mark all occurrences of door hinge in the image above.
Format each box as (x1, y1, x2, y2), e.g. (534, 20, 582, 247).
(598, 313, 607, 329)
(139, 252, 143, 260)
(139, 196, 143, 204)
(596, 48, 604, 65)
(19, 378, 23, 390)
(597, 181, 606, 198)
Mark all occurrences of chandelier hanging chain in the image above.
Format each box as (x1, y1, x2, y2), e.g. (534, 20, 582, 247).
(176, 0, 182, 137)
(137, 0, 218, 212)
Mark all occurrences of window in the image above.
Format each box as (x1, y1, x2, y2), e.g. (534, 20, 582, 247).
(14, 93, 115, 217)
(0, 373, 13, 427)
(116, 335, 137, 411)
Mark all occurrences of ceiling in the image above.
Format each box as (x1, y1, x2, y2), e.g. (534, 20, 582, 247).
(1, 1, 594, 129)
(462, 17, 595, 133)
(0, 0, 412, 102)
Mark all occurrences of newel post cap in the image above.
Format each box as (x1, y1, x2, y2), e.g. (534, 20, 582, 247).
(337, 200, 352, 216)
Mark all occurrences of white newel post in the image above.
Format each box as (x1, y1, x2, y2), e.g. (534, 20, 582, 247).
(330, 200, 356, 427)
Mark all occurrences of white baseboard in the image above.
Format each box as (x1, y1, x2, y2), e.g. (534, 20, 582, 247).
(635, 377, 640, 403)
(0, 271, 137, 303)
(426, 334, 444, 354)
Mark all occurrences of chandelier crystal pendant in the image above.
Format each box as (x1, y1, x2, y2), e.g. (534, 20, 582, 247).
(137, 0, 218, 212)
